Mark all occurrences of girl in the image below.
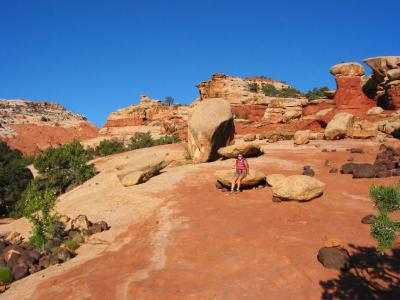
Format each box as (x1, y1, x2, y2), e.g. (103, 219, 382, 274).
(231, 154, 249, 193)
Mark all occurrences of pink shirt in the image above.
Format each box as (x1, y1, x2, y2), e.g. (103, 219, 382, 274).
(236, 159, 247, 170)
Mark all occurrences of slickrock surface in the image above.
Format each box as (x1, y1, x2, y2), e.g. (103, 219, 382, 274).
(1, 139, 399, 299)
(0, 99, 98, 154)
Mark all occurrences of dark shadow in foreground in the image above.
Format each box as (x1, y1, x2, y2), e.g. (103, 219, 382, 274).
(320, 244, 400, 300)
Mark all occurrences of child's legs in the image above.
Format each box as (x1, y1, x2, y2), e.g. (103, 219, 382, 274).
(237, 176, 243, 190)
(231, 176, 238, 190)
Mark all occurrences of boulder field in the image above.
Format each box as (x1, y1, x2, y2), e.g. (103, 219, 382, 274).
(1, 138, 399, 299)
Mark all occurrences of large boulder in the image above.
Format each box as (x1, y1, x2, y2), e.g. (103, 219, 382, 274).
(215, 169, 266, 188)
(324, 112, 355, 140)
(217, 143, 263, 158)
(117, 153, 168, 186)
(330, 62, 365, 76)
(294, 130, 310, 145)
(187, 98, 234, 163)
(272, 175, 325, 201)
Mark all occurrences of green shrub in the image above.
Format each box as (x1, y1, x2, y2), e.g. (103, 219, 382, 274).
(27, 188, 59, 250)
(0, 267, 13, 284)
(262, 83, 303, 98)
(369, 184, 400, 254)
(128, 132, 180, 150)
(0, 141, 33, 216)
(154, 135, 181, 145)
(95, 139, 125, 157)
(33, 141, 96, 193)
(248, 82, 260, 93)
(64, 239, 80, 251)
(304, 87, 329, 100)
(184, 148, 191, 160)
(128, 132, 155, 150)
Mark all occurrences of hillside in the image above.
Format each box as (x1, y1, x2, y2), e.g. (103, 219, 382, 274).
(0, 99, 99, 154)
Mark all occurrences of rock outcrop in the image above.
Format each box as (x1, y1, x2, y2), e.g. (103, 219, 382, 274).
(196, 73, 290, 105)
(364, 56, 400, 109)
(100, 95, 190, 140)
(188, 98, 234, 163)
(330, 63, 374, 112)
(0, 99, 99, 154)
(263, 98, 308, 124)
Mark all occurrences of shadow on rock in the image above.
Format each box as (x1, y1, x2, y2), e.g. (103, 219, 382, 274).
(320, 244, 400, 300)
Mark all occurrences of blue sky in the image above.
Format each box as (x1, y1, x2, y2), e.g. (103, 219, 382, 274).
(1, 0, 399, 126)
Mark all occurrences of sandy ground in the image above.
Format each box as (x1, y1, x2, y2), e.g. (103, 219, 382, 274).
(1, 140, 400, 299)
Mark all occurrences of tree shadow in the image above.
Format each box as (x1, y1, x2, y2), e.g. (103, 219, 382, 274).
(320, 244, 400, 300)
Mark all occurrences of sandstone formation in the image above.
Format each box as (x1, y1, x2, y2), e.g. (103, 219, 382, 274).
(217, 143, 263, 158)
(324, 112, 355, 140)
(0, 99, 99, 154)
(364, 56, 400, 109)
(188, 98, 234, 163)
(330, 63, 374, 112)
(263, 98, 308, 124)
(367, 107, 384, 115)
(196, 73, 290, 105)
(100, 95, 190, 141)
(215, 169, 266, 188)
(272, 175, 325, 201)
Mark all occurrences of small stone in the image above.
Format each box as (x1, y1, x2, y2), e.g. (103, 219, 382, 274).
(317, 247, 351, 271)
(341, 163, 356, 174)
(322, 149, 328, 152)
(71, 215, 91, 231)
(302, 168, 315, 177)
(347, 157, 354, 162)
(303, 165, 311, 170)
(361, 215, 376, 224)
(324, 160, 330, 167)
(329, 168, 338, 173)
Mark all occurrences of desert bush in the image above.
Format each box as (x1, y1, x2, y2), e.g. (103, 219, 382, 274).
(128, 132, 180, 150)
(64, 239, 80, 251)
(369, 184, 400, 254)
(0, 141, 33, 216)
(184, 147, 191, 160)
(95, 139, 125, 157)
(33, 141, 96, 193)
(304, 87, 329, 100)
(128, 132, 155, 150)
(154, 134, 181, 145)
(0, 267, 13, 284)
(25, 187, 59, 250)
(248, 82, 260, 93)
(262, 84, 302, 98)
